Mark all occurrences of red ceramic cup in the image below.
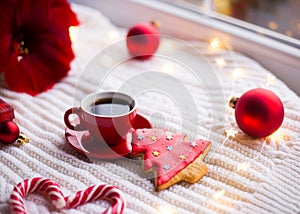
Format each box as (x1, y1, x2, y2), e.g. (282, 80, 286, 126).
(64, 92, 136, 146)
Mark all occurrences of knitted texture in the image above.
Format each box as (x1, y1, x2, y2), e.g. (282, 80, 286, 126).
(0, 3, 299, 214)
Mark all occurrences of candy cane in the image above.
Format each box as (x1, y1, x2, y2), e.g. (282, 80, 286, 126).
(9, 177, 66, 214)
(66, 184, 126, 214)
(9, 177, 126, 214)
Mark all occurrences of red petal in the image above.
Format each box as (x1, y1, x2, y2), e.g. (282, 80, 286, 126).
(0, 1, 16, 69)
(51, 0, 79, 27)
(0, 0, 78, 95)
(15, 0, 52, 32)
(4, 31, 74, 95)
(0, 34, 14, 70)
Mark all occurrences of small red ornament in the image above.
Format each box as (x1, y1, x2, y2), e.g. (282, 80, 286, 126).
(0, 121, 20, 144)
(0, 99, 21, 144)
(231, 88, 284, 138)
(126, 21, 160, 59)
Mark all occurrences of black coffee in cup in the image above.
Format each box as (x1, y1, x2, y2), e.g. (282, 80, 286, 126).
(89, 98, 133, 116)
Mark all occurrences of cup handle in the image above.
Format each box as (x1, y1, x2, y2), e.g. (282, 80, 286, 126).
(64, 107, 86, 131)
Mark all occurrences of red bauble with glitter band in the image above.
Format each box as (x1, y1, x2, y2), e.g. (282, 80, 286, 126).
(0, 99, 20, 144)
(234, 88, 284, 138)
(126, 22, 160, 59)
(0, 121, 20, 144)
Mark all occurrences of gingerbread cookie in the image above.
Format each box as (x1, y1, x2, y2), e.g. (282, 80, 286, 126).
(131, 129, 211, 191)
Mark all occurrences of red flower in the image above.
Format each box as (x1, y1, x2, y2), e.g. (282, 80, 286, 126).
(0, 0, 79, 95)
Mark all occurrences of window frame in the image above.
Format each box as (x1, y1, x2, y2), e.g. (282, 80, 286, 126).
(70, 0, 300, 95)
(161, 0, 300, 48)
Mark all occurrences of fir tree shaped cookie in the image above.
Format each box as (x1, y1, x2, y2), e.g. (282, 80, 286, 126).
(131, 129, 211, 191)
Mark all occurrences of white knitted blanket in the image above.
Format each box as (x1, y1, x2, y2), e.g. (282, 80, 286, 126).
(0, 4, 299, 214)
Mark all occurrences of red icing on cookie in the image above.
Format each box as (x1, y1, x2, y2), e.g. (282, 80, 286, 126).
(131, 129, 211, 187)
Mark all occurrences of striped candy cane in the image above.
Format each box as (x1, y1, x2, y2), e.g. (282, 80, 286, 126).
(9, 177, 126, 214)
(66, 184, 126, 214)
(9, 177, 66, 214)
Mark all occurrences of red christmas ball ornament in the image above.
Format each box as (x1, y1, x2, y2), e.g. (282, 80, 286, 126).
(231, 88, 284, 138)
(0, 121, 20, 144)
(126, 21, 160, 59)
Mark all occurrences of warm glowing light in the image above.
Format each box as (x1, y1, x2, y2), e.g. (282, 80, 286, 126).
(215, 58, 226, 67)
(232, 68, 243, 79)
(160, 40, 174, 52)
(213, 0, 231, 15)
(213, 190, 225, 200)
(268, 21, 278, 30)
(266, 129, 291, 149)
(268, 130, 290, 142)
(107, 30, 120, 40)
(157, 205, 177, 214)
(237, 162, 251, 172)
(266, 74, 275, 86)
(268, 130, 281, 141)
(257, 29, 265, 36)
(161, 64, 174, 74)
(224, 128, 238, 138)
(209, 37, 222, 49)
(285, 30, 293, 37)
(69, 26, 79, 42)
